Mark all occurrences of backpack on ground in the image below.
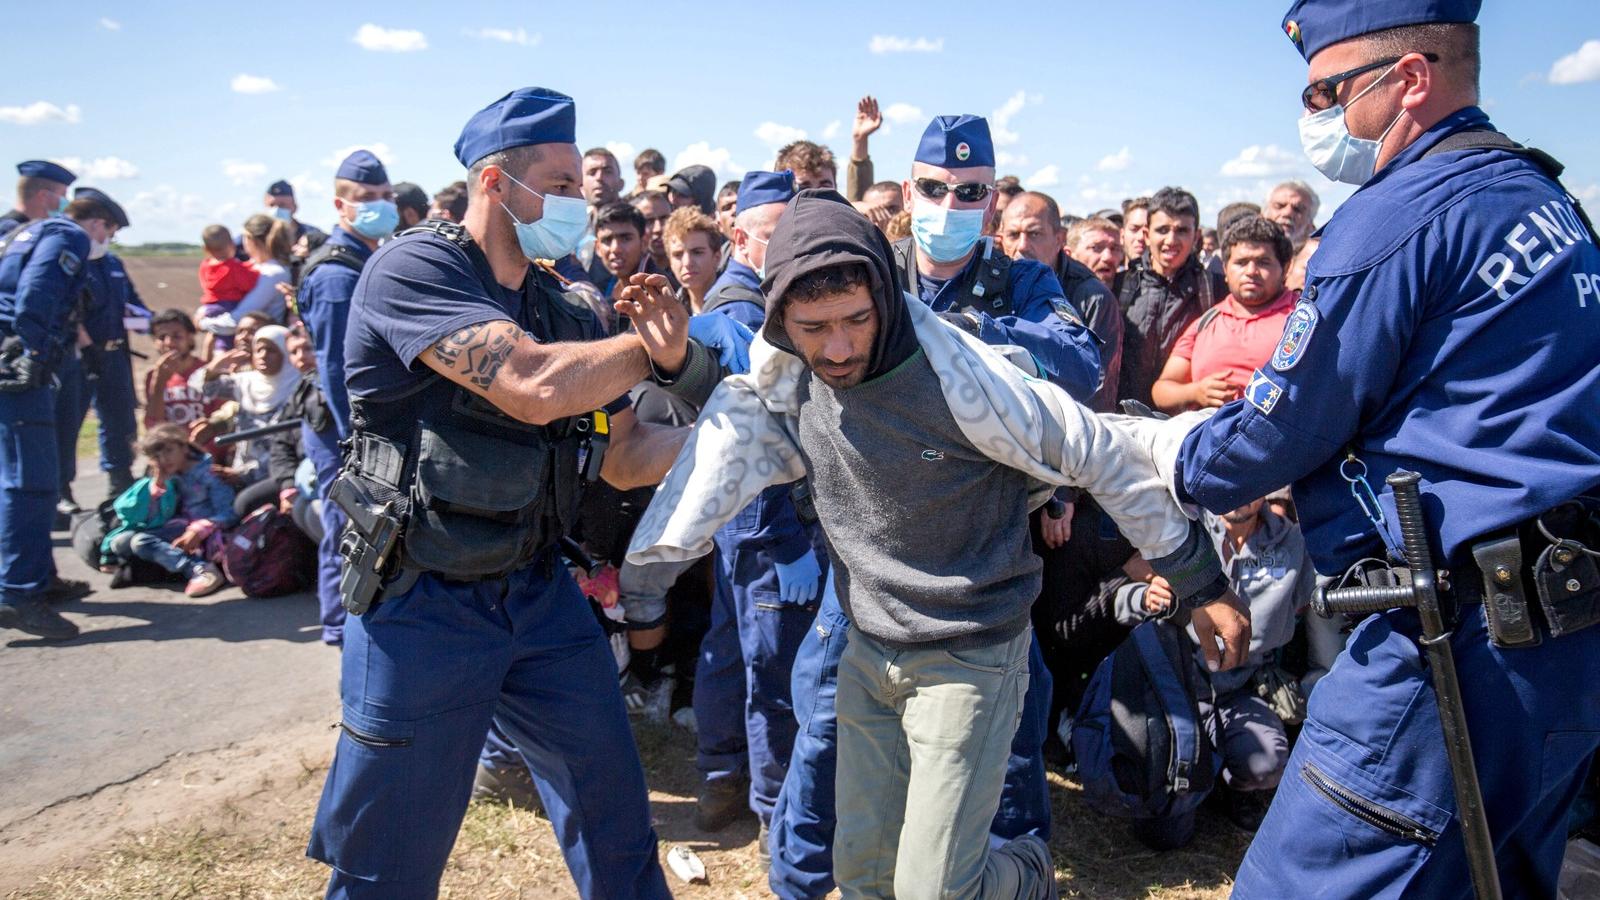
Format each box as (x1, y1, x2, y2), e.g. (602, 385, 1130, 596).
(216, 506, 316, 597)
(1072, 618, 1221, 820)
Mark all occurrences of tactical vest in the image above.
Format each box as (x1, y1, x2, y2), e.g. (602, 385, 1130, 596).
(891, 236, 1014, 316)
(1423, 130, 1600, 244)
(344, 221, 598, 581)
(701, 281, 765, 317)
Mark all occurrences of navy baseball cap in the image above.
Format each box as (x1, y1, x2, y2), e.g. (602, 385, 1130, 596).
(915, 115, 995, 169)
(1282, 0, 1481, 62)
(335, 150, 389, 186)
(735, 170, 795, 215)
(454, 87, 577, 168)
(266, 179, 294, 197)
(17, 160, 76, 186)
(73, 186, 130, 228)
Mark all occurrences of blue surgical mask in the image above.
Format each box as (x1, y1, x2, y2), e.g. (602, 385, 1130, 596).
(269, 206, 294, 222)
(910, 196, 986, 263)
(1297, 63, 1405, 186)
(347, 199, 399, 240)
(51, 195, 69, 217)
(500, 173, 589, 261)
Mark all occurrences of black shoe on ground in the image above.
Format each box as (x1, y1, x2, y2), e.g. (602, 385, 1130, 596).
(42, 576, 92, 605)
(1223, 787, 1273, 833)
(694, 776, 751, 832)
(471, 763, 544, 814)
(0, 597, 80, 640)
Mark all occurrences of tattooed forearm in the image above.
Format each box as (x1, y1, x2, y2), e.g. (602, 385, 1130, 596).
(432, 322, 525, 390)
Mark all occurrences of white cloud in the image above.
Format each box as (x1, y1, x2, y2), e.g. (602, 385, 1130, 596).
(995, 151, 1029, 169)
(463, 27, 540, 46)
(755, 122, 807, 146)
(990, 90, 1040, 147)
(0, 101, 81, 126)
(672, 142, 740, 177)
(52, 156, 139, 180)
(230, 73, 281, 95)
(1549, 40, 1600, 85)
(605, 142, 636, 169)
(1027, 165, 1061, 189)
(124, 184, 212, 241)
(868, 35, 944, 54)
(1220, 144, 1303, 179)
(821, 120, 842, 141)
(883, 102, 923, 125)
(1097, 146, 1133, 173)
(321, 143, 396, 169)
(352, 24, 427, 53)
(1576, 183, 1600, 204)
(288, 171, 329, 201)
(98, 17, 120, 30)
(222, 159, 268, 187)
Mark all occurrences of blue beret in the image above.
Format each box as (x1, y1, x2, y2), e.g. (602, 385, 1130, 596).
(17, 160, 76, 185)
(453, 87, 577, 168)
(335, 150, 389, 185)
(73, 186, 130, 228)
(915, 115, 994, 169)
(735, 170, 795, 215)
(1282, 0, 1480, 62)
(267, 179, 294, 197)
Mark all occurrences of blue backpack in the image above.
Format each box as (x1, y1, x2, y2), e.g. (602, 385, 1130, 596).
(1072, 619, 1221, 820)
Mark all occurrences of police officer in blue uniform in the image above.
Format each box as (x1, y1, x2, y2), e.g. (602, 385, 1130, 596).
(0, 193, 122, 639)
(298, 149, 395, 646)
(1174, 3, 1600, 896)
(308, 87, 697, 899)
(688, 169, 828, 839)
(54, 187, 144, 517)
(237, 180, 327, 261)
(767, 118, 1102, 897)
(0, 160, 75, 239)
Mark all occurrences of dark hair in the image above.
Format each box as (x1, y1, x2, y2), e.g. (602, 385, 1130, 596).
(865, 181, 900, 198)
(716, 180, 741, 202)
(631, 190, 670, 212)
(775, 141, 837, 177)
(1148, 187, 1200, 226)
(583, 147, 620, 169)
(65, 197, 116, 225)
(200, 224, 231, 249)
(1012, 191, 1061, 228)
(150, 308, 196, 334)
(594, 201, 646, 237)
(432, 181, 468, 220)
(1121, 196, 1151, 217)
(1216, 201, 1261, 236)
(1360, 22, 1480, 95)
(392, 182, 429, 218)
(785, 262, 872, 305)
(467, 145, 543, 192)
(995, 175, 1024, 198)
(634, 148, 666, 176)
(1221, 215, 1294, 268)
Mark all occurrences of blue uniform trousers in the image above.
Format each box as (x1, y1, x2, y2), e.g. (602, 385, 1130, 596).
(303, 421, 347, 645)
(54, 346, 137, 492)
(1233, 605, 1600, 899)
(767, 586, 1053, 899)
(0, 384, 58, 602)
(307, 561, 670, 900)
(694, 519, 822, 824)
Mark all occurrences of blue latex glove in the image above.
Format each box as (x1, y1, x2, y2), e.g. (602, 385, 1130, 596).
(774, 549, 823, 605)
(687, 313, 754, 376)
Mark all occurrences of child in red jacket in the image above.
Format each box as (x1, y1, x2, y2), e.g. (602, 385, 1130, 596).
(197, 224, 259, 352)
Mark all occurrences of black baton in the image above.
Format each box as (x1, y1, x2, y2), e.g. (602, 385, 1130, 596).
(1313, 471, 1501, 900)
(214, 418, 304, 446)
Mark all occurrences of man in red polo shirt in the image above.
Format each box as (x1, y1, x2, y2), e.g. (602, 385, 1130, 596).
(1151, 216, 1296, 413)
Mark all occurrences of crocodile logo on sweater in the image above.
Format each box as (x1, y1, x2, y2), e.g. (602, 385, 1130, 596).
(920, 449, 945, 461)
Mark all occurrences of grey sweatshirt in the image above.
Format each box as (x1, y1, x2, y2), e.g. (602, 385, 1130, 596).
(797, 347, 1040, 650)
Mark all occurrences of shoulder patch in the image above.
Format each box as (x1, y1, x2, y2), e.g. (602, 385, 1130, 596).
(1049, 297, 1085, 329)
(1245, 369, 1285, 415)
(1270, 302, 1319, 372)
(59, 250, 82, 277)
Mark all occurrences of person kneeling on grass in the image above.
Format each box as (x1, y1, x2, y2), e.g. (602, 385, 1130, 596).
(99, 423, 236, 597)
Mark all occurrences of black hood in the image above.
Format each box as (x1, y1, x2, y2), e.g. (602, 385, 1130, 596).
(668, 164, 718, 215)
(759, 189, 918, 382)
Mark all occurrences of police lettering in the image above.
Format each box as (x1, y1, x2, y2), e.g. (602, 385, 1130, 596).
(1476, 199, 1593, 302)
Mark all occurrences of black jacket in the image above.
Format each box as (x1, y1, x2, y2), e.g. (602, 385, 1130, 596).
(1115, 254, 1225, 407)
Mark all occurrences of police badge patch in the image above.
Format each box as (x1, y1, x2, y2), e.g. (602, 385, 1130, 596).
(1271, 302, 1318, 371)
(1245, 369, 1285, 415)
(1049, 297, 1085, 329)
(58, 250, 81, 277)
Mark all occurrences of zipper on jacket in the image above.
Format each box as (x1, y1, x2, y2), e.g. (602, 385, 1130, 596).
(336, 721, 412, 749)
(1301, 761, 1439, 847)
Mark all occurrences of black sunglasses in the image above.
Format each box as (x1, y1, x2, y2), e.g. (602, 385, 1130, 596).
(1301, 53, 1438, 112)
(913, 178, 994, 204)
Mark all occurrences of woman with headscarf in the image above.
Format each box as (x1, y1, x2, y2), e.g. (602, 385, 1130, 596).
(189, 324, 302, 517)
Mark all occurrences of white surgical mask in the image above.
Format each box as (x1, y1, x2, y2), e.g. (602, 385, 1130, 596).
(1297, 63, 1406, 186)
(88, 238, 110, 260)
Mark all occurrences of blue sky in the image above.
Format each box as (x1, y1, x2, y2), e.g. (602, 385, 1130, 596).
(2, 1, 1596, 243)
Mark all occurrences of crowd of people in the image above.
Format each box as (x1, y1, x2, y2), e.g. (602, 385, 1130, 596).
(3, 3, 1599, 896)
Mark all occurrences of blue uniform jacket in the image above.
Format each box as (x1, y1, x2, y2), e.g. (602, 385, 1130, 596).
(917, 238, 1101, 401)
(299, 226, 372, 437)
(703, 258, 766, 330)
(81, 253, 148, 342)
(1177, 107, 1600, 575)
(0, 218, 90, 360)
(702, 260, 813, 564)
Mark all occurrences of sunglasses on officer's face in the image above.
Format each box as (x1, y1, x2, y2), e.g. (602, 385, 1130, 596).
(1301, 53, 1439, 112)
(913, 178, 994, 204)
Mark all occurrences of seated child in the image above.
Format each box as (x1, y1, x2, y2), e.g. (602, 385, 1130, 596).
(100, 424, 239, 597)
(198, 224, 259, 352)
